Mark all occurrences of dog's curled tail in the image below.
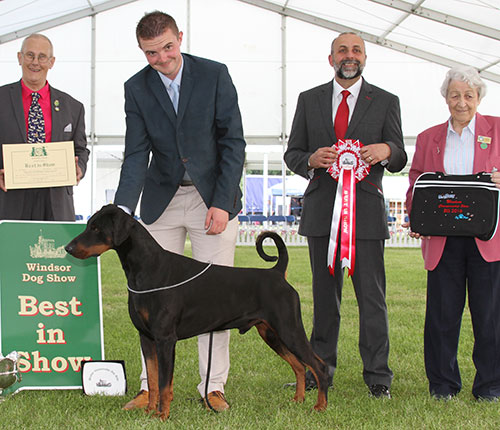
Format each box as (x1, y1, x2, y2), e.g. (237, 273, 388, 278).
(255, 231, 289, 276)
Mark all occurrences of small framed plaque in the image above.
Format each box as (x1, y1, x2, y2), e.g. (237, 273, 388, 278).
(81, 361, 127, 396)
(2, 141, 76, 190)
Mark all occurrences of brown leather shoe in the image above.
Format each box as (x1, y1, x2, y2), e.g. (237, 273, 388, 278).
(203, 390, 230, 412)
(122, 390, 149, 410)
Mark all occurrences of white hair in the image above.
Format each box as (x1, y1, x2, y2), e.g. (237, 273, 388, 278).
(440, 65, 487, 101)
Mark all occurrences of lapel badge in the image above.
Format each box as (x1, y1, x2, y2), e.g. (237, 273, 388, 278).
(54, 99, 60, 112)
(478, 135, 491, 150)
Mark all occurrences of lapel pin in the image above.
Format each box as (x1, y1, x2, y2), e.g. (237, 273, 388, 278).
(478, 135, 491, 150)
(54, 99, 60, 111)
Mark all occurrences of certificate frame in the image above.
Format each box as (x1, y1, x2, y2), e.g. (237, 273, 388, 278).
(2, 141, 76, 190)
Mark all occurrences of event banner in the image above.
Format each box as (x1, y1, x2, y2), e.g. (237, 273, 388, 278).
(0, 221, 104, 394)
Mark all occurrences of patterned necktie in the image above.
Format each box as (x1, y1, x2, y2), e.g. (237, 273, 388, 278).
(27, 92, 46, 143)
(334, 90, 350, 140)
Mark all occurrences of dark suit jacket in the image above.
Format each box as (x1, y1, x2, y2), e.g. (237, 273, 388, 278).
(0, 80, 89, 221)
(114, 54, 246, 225)
(284, 79, 407, 239)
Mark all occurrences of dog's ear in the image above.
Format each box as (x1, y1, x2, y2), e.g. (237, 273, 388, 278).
(112, 208, 134, 246)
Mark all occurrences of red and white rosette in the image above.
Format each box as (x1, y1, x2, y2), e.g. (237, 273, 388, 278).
(326, 139, 370, 276)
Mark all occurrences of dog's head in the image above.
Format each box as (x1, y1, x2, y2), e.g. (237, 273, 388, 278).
(65, 204, 135, 259)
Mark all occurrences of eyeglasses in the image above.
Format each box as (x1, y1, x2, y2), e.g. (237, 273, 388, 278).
(21, 52, 52, 64)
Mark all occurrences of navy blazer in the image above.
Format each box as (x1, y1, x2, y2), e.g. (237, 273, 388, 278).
(0, 80, 89, 221)
(284, 79, 407, 239)
(114, 54, 246, 225)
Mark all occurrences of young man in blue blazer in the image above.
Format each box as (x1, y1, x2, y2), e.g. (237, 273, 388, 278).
(115, 11, 246, 412)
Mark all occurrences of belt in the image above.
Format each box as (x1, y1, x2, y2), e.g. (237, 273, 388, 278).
(180, 180, 194, 186)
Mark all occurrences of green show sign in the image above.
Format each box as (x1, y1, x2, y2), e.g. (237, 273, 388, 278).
(0, 221, 104, 394)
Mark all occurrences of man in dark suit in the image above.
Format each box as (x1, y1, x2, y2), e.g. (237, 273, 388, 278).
(114, 12, 246, 412)
(284, 32, 407, 398)
(0, 34, 89, 221)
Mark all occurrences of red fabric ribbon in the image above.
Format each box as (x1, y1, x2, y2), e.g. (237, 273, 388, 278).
(327, 140, 370, 276)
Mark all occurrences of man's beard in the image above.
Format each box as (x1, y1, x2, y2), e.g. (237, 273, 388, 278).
(334, 59, 364, 80)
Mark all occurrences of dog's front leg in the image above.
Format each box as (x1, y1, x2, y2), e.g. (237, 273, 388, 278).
(156, 338, 176, 421)
(140, 334, 159, 414)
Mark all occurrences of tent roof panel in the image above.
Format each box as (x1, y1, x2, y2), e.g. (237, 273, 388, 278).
(286, 0, 408, 38)
(424, 0, 500, 29)
(0, 0, 105, 33)
(0, 0, 138, 43)
(233, 0, 500, 83)
(389, 15, 500, 71)
(1, 0, 499, 80)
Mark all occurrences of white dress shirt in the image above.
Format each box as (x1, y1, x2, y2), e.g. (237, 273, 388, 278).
(332, 77, 362, 124)
(444, 116, 476, 175)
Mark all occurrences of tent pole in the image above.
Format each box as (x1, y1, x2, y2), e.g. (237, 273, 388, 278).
(242, 164, 247, 215)
(90, 14, 96, 215)
(263, 154, 269, 216)
(280, 14, 287, 215)
(186, 0, 191, 53)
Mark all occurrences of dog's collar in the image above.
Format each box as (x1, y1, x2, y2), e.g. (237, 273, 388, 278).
(126, 263, 213, 294)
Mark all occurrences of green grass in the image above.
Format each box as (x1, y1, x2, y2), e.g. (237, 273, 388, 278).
(1, 246, 499, 429)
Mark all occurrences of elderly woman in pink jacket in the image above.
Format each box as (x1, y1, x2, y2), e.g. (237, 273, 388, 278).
(406, 65, 500, 401)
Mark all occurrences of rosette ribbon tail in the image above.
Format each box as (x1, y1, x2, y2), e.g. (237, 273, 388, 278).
(327, 169, 344, 275)
(340, 167, 356, 277)
(326, 139, 369, 277)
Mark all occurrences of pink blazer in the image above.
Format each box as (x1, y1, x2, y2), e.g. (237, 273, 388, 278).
(406, 113, 500, 270)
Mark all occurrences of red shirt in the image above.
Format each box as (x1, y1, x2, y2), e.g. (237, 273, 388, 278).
(21, 80, 52, 142)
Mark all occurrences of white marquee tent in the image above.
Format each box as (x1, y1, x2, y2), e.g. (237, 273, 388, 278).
(0, 0, 499, 217)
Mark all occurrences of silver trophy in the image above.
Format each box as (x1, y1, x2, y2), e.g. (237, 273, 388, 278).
(0, 352, 21, 401)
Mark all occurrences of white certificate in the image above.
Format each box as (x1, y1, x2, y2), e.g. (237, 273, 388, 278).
(2, 141, 76, 190)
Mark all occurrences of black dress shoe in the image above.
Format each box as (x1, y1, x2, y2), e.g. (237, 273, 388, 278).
(306, 377, 317, 391)
(475, 395, 499, 402)
(369, 384, 391, 399)
(431, 393, 455, 401)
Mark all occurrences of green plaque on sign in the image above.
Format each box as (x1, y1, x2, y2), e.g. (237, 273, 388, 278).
(0, 221, 104, 394)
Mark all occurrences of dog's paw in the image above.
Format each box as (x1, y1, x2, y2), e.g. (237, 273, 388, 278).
(158, 411, 170, 422)
(292, 394, 305, 403)
(313, 402, 327, 412)
(149, 409, 170, 421)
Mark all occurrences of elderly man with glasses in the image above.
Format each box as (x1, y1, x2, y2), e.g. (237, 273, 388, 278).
(0, 33, 89, 221)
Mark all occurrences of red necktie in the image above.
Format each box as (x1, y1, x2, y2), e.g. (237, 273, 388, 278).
(334, 90, 350, 140)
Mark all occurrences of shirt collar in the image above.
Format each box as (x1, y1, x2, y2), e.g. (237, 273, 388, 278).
(447, 114, 476, 136)
(157, 55, 184, 89)
(333, 77, 362, 100)
(21, 79, 50, 99)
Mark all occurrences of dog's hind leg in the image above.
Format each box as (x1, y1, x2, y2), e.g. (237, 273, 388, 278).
(255, 322, 306, 403)
(140, 335, 160, 414)
(266, 296, 329, 411)
(304, 359, 328, 411)
(277, 332, 329, 411)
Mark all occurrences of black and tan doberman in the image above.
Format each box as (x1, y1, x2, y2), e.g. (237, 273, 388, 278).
(65, 204, 328, 420)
